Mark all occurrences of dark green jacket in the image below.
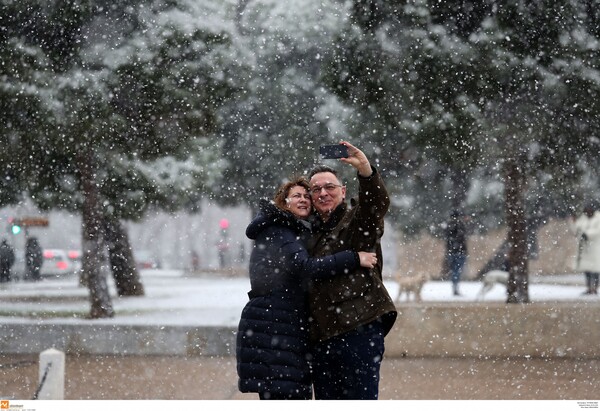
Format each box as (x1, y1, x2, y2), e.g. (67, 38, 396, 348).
(307, 167, 397, 342)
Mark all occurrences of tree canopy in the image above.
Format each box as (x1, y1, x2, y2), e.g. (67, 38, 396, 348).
(2, 0, 600, 307)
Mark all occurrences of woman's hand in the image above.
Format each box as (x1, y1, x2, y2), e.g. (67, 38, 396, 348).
(358, 251, 378, 269)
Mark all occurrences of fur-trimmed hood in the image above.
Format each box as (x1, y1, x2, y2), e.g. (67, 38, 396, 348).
(246, 199, 311, 240)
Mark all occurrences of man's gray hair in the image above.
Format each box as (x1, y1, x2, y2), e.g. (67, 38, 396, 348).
(308, 165, 338, 180)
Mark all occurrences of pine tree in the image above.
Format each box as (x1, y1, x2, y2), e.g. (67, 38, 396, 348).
(322, 0, 600, 302)
(1, 0, 243, 316)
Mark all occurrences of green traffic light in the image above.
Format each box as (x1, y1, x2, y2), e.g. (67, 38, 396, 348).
(11, 225, 21, 234)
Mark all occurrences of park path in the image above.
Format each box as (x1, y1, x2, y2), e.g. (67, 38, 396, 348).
(1, 354, 598, 400)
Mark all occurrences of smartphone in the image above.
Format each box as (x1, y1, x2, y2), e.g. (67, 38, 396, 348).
(319, 144, 348, 159)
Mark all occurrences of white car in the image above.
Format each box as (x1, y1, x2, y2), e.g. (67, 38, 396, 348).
(67, 249, 82, 273)
(41, 249, 74, 277)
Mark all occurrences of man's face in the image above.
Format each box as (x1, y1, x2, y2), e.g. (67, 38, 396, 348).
(309, 172, 346, 218)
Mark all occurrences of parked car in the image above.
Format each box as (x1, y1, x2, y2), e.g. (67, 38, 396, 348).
(41, 249, 74, 277)
(135, 250, 161, 270)
(67, 249, 82, 273)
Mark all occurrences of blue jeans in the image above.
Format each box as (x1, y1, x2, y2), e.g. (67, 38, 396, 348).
(311, 320, 385, 400)
(448, 254, 466, 285)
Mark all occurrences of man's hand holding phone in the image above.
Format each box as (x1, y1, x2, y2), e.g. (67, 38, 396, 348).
(319, 142, 372, 177)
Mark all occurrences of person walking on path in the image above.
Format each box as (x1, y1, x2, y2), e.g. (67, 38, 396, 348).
(444, 210, 469, 296)
(25, 237, 43, 281)
(0, 239, 16, 283)
(236, 177, 378, 400)
(572, 203, 600, 295)
(307, 141, 397, 400)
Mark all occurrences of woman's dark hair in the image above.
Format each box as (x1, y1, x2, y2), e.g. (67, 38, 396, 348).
(273, 176, 310, 211)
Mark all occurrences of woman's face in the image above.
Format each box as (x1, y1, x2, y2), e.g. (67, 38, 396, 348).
(286, 185, 312, 219)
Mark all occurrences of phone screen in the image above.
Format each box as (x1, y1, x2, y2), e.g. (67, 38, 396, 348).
(319, 144, 348, 159)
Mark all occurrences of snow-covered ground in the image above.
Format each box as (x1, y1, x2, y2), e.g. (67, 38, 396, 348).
(0, 269, 595, 327)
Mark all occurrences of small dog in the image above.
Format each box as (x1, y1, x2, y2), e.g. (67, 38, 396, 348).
(395, 272, 429, 303)
(476, 270, 509, 300)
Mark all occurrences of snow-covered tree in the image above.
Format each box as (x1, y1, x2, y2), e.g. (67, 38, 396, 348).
(0, 1, 53, 206)
(471, 0, 600, 302)
(320, 0, 488, 236)
(216, 0, 351, 207)
(321, 0, 600, 303)
(1, 0, 245, 317)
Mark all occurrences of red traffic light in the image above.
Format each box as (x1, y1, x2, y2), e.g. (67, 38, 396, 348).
(219, 218, 229, 230)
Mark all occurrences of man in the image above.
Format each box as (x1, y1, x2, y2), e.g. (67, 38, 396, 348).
(444, 210, 468, 296)
(0, 239, 16, 283)
(307, 141, 397, 400)
(25, 237, 43, 281)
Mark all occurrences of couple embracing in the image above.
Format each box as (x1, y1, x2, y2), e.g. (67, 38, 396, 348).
(236, 141, 398, 400)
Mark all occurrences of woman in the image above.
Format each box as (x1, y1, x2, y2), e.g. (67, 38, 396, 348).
(236, 177, 377, 400)
(572, 204, 600, 295)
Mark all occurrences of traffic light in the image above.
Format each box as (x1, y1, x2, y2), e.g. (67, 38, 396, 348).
(219, 218, 230, 238)
(219, 218, 229, 231)
(8, 218, 21, 235)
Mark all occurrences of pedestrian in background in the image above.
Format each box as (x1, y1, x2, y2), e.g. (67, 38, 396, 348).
(444, 210, 468, 296)
(0, 239, 16, 283)
(25, 237, 43, 281)
(572, 203, 600, 295)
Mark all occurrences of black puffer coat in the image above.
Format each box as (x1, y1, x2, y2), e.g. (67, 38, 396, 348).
(237, 199, 359, 399)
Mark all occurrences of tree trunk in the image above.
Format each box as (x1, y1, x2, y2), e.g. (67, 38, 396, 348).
(104, 213, 145, 297)
(504, 158, 529, 303)
(78, 150, 114, 318)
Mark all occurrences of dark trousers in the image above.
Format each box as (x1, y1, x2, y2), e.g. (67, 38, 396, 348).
(0, 267, 10, 282)
(311, 320, 385, 400)
(585, 272, 599, 293)
(448, 253, 466, 286)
